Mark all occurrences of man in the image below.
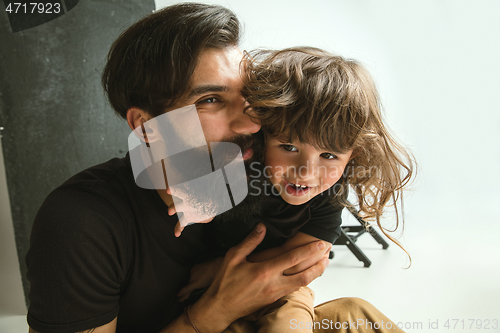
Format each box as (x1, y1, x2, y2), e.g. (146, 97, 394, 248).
(26, 3, 403, 333)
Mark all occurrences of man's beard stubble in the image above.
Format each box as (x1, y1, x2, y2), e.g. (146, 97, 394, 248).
(210, 131, 269, 250)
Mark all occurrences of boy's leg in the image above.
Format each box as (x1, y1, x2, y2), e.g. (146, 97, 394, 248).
(223, 294, 405, 333)
(313, 297, 405, 333)
(223, 286, 315, 333)
(253, 286, 315, 333)
(222, 318, 255, 333)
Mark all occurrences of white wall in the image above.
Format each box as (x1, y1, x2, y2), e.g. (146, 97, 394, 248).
(154, 0, 500, 222)
(153, 0, 500, 325)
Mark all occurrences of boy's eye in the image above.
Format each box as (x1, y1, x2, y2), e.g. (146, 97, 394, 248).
(321, 152, 338, 160)
(280, 144, 298, 152)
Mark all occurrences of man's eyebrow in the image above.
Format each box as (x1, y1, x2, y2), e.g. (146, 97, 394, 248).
(187, 85, 229, 99)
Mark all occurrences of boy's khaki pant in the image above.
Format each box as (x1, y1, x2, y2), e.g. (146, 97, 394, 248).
(223, 287, 404, 333)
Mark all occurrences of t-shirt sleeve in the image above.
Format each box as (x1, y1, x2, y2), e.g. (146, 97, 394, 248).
(26, 186, 128, 333)
(298, 192, 345, 244)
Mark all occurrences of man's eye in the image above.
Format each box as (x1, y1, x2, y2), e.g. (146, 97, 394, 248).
(321, 152, 338, 160)
(197, 97, 219, 104)
(280, 144, 298, 152)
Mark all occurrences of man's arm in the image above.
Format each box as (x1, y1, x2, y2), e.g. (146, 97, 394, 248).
(28, 224, 327, 333)
(29, 318, 117, 333)
(247, 232, 332, 275)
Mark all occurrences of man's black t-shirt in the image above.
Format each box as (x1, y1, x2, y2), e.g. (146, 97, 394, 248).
(26, 155, 344, 333)
(26, 155, 211, 333)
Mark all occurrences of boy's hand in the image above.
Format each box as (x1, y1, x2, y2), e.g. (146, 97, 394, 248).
(167, 187, 216, 237)
(177, 257, 223, 302)
(168, 203, 214, 237)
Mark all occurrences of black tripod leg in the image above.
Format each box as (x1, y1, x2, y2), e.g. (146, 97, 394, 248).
(347, 203, 389, 250)
(340, 229, 371, 267)
(368, 228, 390, 249)
(346, 240, 371, 267)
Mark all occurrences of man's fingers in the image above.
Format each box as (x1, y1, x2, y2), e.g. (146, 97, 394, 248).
(283, 257, 329, 289)
(177, 285, 194, 301)
(177, 284, 191, 297)
(271, 240, 327, 273)
(168, 201, 185, 216)
(323, 246, 332, 259)
(198, 217, 215, 224)
(174, 221, 184, 238)
(167, 186, 189, 199)
(282, 243, 332, 276)
(168, 204, 176, 216)
(228, 223, 266, 262)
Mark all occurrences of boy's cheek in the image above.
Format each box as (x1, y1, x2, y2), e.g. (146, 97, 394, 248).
(327, 165, 348, 180)
(266, 164, 285, 179)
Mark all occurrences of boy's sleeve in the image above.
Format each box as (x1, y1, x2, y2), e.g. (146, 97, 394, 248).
(26, 186, 128, 333)
(298, 190, 347, 244)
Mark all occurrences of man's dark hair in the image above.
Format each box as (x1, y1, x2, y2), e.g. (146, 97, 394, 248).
(102, 3, 241, 119)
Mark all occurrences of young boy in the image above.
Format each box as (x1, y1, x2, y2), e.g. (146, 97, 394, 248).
(175, 47, 414, 333)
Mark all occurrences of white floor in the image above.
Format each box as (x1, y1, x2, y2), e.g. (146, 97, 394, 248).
(2, 205, 500, 333)
(310, 208, 500, 333)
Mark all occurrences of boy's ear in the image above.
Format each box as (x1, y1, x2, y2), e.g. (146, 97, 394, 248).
(126, 107, 150, 131)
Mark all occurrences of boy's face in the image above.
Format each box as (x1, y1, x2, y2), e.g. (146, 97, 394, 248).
(264, 135, 353, 205)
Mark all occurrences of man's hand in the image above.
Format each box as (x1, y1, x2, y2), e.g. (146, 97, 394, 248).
(247, 232, 332, 276)
(186, 223, 329, 333)
(177, 257, 223, 302)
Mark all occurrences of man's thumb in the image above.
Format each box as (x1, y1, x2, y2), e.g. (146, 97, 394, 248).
(231, 223, 266, 260)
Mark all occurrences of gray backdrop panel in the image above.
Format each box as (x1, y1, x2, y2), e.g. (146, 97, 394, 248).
(0, 0, 155, 305)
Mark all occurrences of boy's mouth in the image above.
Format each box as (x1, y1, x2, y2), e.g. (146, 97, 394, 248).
(283, 179, 311, 196)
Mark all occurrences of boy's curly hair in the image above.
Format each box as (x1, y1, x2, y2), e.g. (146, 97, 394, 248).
(243, 47, 416, 259)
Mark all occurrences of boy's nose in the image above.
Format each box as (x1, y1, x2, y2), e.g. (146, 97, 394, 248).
(295, 158, 318, 181)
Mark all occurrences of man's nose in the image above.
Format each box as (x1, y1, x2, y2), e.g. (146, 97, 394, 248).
(229, 99, 261, 135)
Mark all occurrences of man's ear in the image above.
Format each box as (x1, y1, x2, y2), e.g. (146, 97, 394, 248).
(127, 107, 155, 144)
(126, 107, 150, 131)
